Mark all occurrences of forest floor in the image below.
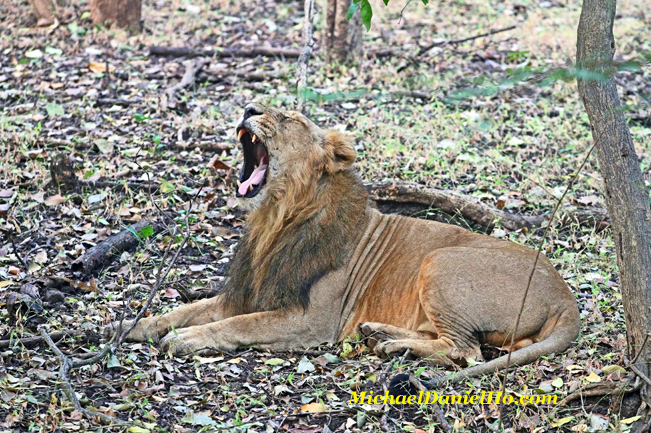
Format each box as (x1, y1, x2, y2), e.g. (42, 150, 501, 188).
(1, 0, 650, 431)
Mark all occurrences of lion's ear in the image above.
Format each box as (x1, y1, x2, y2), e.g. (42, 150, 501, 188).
(323, 130, 356, 172)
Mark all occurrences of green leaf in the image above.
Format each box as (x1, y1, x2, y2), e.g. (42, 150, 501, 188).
(382, 0, 389, 5)
(621, 416, 642, 425)
(45, 46, 62, 56)
(360, 0, 373, 31)
(551, 416, 573, 428)
(46, 103, 64, 117)
(421, 0, 429, 4)
(160, 181, 175, 193)
(133, 113, 149, 122)
(265, 358, 285, 366)
(137, 225, 154, 239)
(106, 354, 121, 368)
(602, 364, 626, 374)
(128, 427, 150, 433)
(346, 2, 360, 20)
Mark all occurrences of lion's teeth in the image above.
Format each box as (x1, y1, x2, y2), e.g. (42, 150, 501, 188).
(237, 180, 241, 187)
(252, 134, 259, 143)
(248, 185, 253, 192)
(237, 129, 245, 141)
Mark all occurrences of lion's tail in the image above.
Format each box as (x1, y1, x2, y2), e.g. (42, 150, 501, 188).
(389, 308, 580, 394)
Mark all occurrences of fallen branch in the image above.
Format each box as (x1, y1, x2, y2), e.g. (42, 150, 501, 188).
(559, 376, 641, 407)
(83, 179, 161, 193)
(72, 219, 164, 275)
(397, 25, 517, 73)
(390, 90, 434, 100)
(149, 45, 301, 59)
(164, 59, 208, 109)
(365, 181, 609, 231)
(166, 141, 231, 153)
(416, 25, 517, 58)
(95, 97, 145, 106)
(40, 329, 126, 426)
(201, 69, 287, 82)
(0, 329, 85, 349)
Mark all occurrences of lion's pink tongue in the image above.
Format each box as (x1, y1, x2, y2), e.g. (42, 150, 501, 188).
(238, 165, 267, 195)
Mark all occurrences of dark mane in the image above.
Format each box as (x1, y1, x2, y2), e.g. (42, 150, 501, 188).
(222, 169, 368, 313)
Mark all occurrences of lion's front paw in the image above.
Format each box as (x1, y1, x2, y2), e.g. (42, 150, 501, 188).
(358, 322, 391, 351)
(160, 327, 227, 356)
(102, 319, 158, 343)
(374, 341, 414, 359)
(102, 319, 136, 341)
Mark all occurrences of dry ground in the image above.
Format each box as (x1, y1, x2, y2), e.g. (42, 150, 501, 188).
(0, 0, 650, 431)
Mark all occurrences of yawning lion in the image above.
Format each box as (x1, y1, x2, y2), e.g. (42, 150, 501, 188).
(115, 103, 580, 385)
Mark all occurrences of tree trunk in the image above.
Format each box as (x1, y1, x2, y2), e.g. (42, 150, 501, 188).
(30, 0, 56, 27)
(90, 0, 141, 32)
(577, 0, 651, 428)
(325, 0, 363, 64)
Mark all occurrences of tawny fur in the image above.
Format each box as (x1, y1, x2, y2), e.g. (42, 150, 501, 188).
(109, 103, 580, 386)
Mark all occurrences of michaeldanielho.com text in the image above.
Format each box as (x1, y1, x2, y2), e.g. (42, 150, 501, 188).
(348, 390, 559, 406)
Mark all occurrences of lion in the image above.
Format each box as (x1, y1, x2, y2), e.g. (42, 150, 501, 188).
(113, 103, 580, 386)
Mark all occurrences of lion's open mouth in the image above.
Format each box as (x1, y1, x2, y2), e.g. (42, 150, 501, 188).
(236, 127, 269, 198)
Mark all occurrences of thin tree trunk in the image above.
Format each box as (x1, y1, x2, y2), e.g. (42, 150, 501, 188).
(90, 0, 141, 31)
(577, 0, 651, 428)
(325, 0, 362, 63)
(30, 0, 56, 26)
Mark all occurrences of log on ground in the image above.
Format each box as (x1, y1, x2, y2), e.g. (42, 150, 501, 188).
(73, 219, 164, 275)
(365, 181, 609, 231)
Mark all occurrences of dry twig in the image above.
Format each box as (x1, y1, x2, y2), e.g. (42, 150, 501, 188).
(149, 45, 301, 59)
(408, 374, 452, 433)
(296, 0, 316, 113)
(164, 58, 208, 109)
(0, 329, 85, 349)
(497, 126, 605, 427)
(397, 25, 517, 73)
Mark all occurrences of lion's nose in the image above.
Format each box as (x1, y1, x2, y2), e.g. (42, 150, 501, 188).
(243, 105, 263, 120)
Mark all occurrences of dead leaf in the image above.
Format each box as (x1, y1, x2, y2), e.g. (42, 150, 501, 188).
(45, 194, 66, 206)
(89, 61, 116, 74)
(301, 402, 328, 413)
(163, 288, 180, 298)
(208, 155, 232, 170)
(31, 191, 45, 203)
(0, 188, 16, 198)
(585, 372, 601, 383)
(34, 250, 47, 264)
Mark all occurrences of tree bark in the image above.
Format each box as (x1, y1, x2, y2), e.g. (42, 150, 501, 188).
(577, 0, 651, 427)
(30, 0, 56, 26)
(325, 0, 363, 64)
(90, 0, 141, 32)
